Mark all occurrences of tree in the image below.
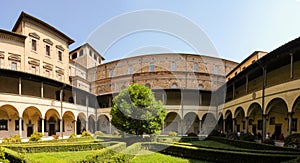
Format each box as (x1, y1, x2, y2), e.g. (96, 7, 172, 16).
(110, 84, 167, 136)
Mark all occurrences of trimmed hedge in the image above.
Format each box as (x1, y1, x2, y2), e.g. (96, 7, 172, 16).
(207, 136, 300, 152)
(106, 143, 142, 162)
(1, 147, 25, 163)
(75, 142, 126, 162)
(144, 143, 297, 163)
(3, 142, 106, 153)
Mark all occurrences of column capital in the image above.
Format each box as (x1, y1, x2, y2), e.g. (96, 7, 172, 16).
(245, 116, 249, 119)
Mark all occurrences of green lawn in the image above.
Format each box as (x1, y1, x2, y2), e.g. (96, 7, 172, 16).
(131, 149, 207, 163)
(179, 140, 241, 150)
(25, 150, 95, 163)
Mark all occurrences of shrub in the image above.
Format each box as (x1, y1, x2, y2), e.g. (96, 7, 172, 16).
(113, 130, 120, 136)
(239, 133, 255, 142)
(0, 148, 9, 163)
(81, 131, 92, 137)
(284, 133, 300, 148)
(94, 131, 105, 136)
(69, 133, 77, 139)
(168, 131, 177, 137)
(29, 132, 43, 141)
(262, 139, 275, 145)
(1, 137, 10, 144)
(226, 132, 238, 140)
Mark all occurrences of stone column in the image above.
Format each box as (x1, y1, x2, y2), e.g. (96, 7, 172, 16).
(232, 118, 236, 132)
(262, 114, 267, 141)
(288, 112, 293, 135)
(245, 117, 249, 133)
(223, 120, 226, 133)
(74, 120, 77, 135)
(41, 118, 44, 136)
(59, 118, 63, 138)
(290, 53, 294, 79)
(19, 117, 22, 137)
(41, 82, 44, 98)
(199, 120, 202, 135)
(19, 77, 21, 95)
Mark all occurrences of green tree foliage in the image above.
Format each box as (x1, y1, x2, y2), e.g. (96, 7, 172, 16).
(110, 84, 167, 136)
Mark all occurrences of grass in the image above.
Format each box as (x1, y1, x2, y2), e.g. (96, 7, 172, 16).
(25, 150, 95, 163)
(131, 149, 208, 163)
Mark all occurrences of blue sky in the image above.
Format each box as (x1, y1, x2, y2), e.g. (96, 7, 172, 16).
(1, 0, 300, 63)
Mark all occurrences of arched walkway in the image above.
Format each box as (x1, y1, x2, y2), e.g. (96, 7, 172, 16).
(62, 111, 75, 136)
(201, 112, 217, 135)
(88, 115, 96, 134)
(224, 110, 233, 133)
(291, 96, 300, 133)
(97, 114, 110, 134)
(0, 105, 20, 137)
(45, 109, 60, 136)
(247, 103, 262, 135)
(23, 106, 42, 137)
(77, 113, 86, 135)
(164, 112, 181, 135)
(234, 107, 245, 133)
(183, 112, 199, 135)
(266, 98, 288, 139)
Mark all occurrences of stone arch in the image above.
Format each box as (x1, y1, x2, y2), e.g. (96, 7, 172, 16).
(97, 114, 110, 134)
(201, 112, 217, 135)
(88, 114, 96, 134)
(247, 102, 263, 135)
(216, 112, 224, 132)
(62, 111, 75, 135)
(266, 98, 288, 139)
(45, 109, 60, 136)
(183, 112, 200, 135)
(0, 104, 20, 137)
(23, 106, 43, 137)
(224, 110, 233, 133)
(234, 107, 245, 132)
(164, 112, 181, 134)
(77, 112, 87, 135)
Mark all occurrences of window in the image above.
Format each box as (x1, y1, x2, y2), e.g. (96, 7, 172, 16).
(94, 54, 97, 60)
(109, 70, 114, 77)
(89, 49, 93, 57)
(171, 83, 177, 88)
(71, 53, 77, 59)
(198, 84, 204, 90)
(45, 69, 51, 77)
(31, 65, 37, 74)
(128, 66, 133, 74)
(32, 39, 37, 51)
(58, 51, 62, 61)
(0, 120, 8, 130)
(46, 45, 50, 56)
(149, 64, 155, 72)
(79, 49, 83, 56)
(171, 62, 176, 71)
(15, 120, 24, 131)
(11, 62, 17, 70)
(194, 63, 198, 72)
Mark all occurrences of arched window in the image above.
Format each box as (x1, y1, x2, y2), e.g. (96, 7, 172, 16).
(194, 63, 198, 72)
(171, 83, 177, 88)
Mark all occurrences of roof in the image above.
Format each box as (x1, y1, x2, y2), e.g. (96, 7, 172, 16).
(226, 51, 267, 78)
(226, 36, 300, 84)
(12, 11, 74, 45)
(69, 43, 105, 60)
(0, 29, 27, 40)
